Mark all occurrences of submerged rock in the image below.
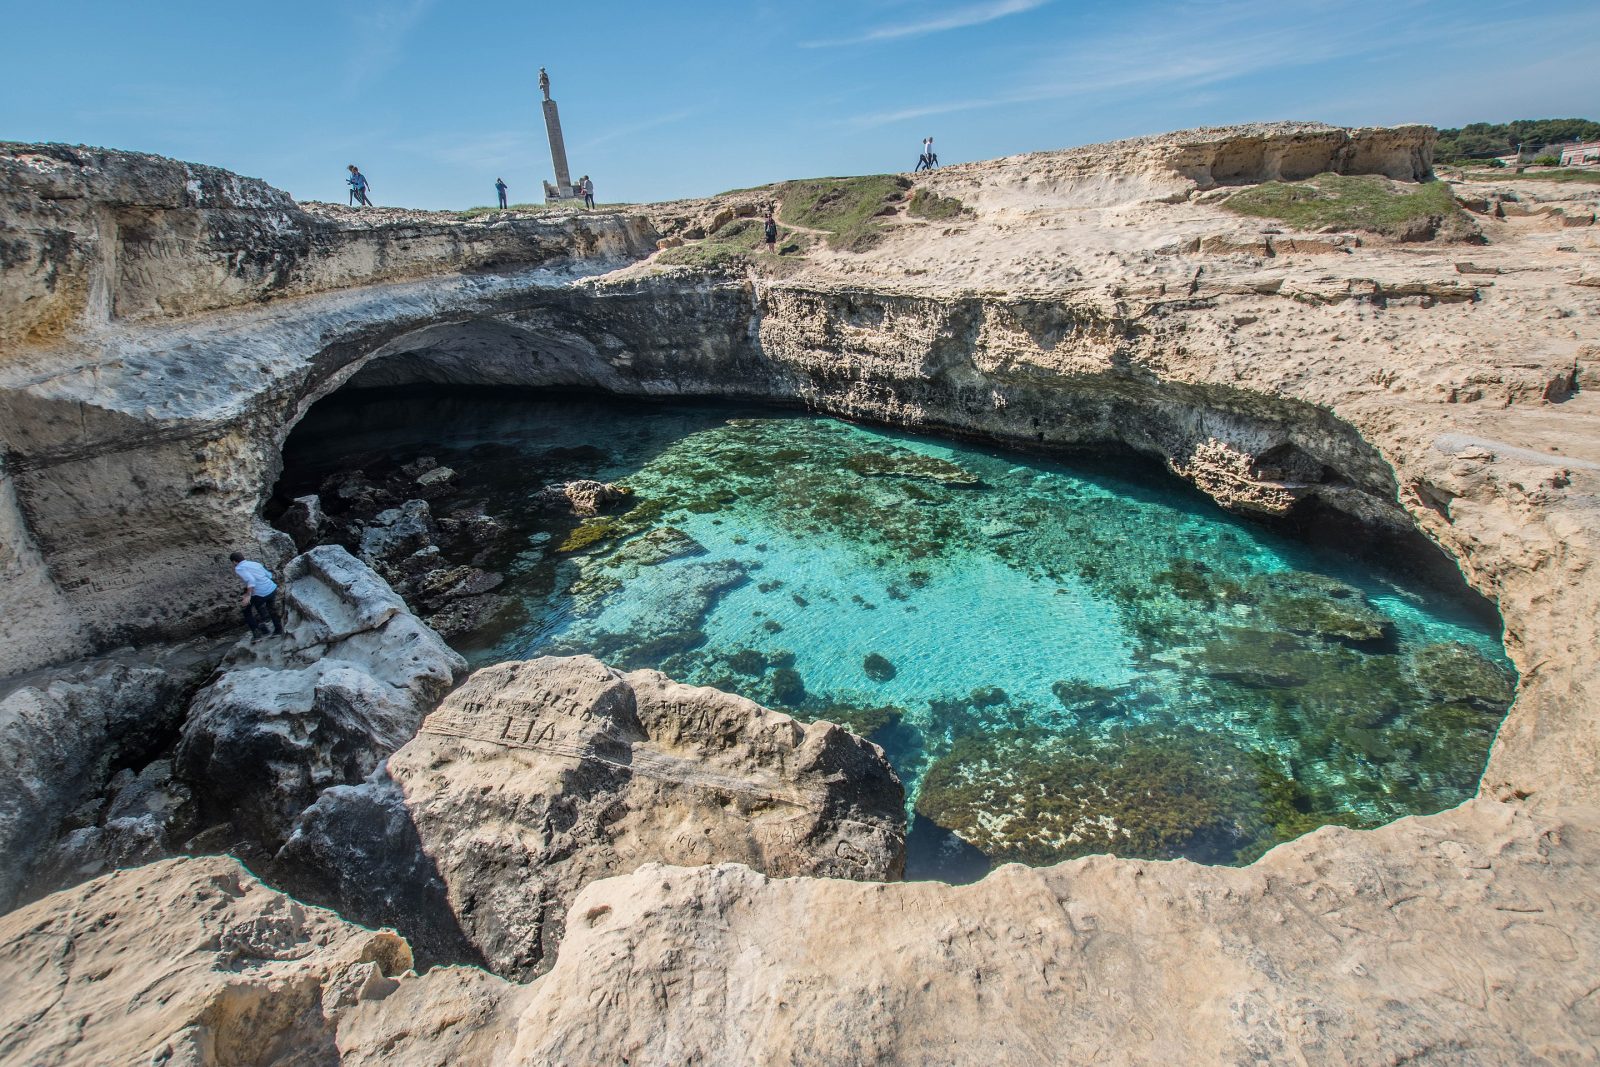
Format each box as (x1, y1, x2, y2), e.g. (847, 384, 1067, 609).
(916, 725, 1331, 866)
(176, 546, 465, 845)
(844, 449, 982, 486)
(279, 656, 905, 980)
(535, 479, 631, 516)
(1408, 642, 1515, 710)
(770, 665, 807, 706)
(1247, 571, 1392, 645)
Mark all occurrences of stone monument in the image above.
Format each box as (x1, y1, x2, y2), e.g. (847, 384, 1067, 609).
(539, 67, 575, 201)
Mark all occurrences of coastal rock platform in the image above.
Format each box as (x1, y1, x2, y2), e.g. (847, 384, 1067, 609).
(1, 123, 1598, 1062)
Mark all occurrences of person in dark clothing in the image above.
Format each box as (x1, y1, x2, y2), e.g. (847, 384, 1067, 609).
(764, 211, 778, 252)
(347, 165, 372, 207)
(495, 177, 508, 208)
(230, 551, 284, 638)
(580, 175, 594, 209)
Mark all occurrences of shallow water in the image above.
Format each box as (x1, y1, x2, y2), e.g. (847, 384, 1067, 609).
(280, 391, 1515, 881)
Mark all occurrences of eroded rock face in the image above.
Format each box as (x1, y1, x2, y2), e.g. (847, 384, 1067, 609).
(0, 855, 442, 1067)
(499, 801, 1600, 1065)
(0, 142, 657, 349)
(533, 479, 631, 516)
(279, 655, 905, 978)
(0, 645, 217, 911)
(176, 546, 464, 844)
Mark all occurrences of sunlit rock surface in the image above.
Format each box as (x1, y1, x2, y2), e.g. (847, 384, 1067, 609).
(176, 546, 465, 844)
(1, 121, 1598, 1061)
(279, 655, 905, 978)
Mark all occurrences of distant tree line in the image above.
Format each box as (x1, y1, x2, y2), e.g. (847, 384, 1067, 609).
(1435, 118, 1600, 161)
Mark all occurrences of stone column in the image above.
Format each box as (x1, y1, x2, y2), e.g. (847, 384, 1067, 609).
(543, 98, 574, 199)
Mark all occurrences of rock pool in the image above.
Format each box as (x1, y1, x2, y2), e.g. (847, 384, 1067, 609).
(277, 390, 1515, 881)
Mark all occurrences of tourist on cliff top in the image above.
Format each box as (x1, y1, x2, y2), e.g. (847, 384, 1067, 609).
(764, 211, 778, 253)
(495, 177, 508, 209)
(229, 551, 284, 639)
(580, 175, 594, 209)
(346, 165, 372, 207)
(914, 136, 937, 171)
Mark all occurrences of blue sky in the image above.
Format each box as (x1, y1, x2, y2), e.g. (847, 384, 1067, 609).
(2, 0, 1597, 208)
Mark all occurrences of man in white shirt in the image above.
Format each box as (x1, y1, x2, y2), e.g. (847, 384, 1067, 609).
(230, 551, 284, 638)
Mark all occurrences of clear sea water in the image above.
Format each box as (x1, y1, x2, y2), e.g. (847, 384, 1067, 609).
(279, 390, 1515, 881)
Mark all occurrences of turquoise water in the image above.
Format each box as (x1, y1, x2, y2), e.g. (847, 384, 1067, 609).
(280, 391, 1515, 881)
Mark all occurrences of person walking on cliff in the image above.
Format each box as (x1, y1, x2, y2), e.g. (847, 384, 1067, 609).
(763, 211, 778, 253)
(230, 551, 284, 638)
(914, 137, 934, 172)
(346, 165, 372, 207)
(579, 175, 594, 209)
(495, 177, 508, 209)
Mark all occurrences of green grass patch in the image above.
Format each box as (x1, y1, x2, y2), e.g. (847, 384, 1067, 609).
(656, 218, 812, 269)
(1222, 173, 1474, 240)
(907, 187, 967, 221)
(1464, 167, 1600, 184)
(774, 174, 911, 252)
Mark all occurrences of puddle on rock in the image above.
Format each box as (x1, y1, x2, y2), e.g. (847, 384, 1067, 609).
(278, 390, 1516, 881)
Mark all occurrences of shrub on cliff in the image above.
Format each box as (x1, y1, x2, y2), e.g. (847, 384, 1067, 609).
(907, 188, 967, 221)
(1222, 174, 1477, 241)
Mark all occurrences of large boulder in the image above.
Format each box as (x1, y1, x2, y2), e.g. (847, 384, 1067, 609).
(279, 655, 905, 979)
(0, 855, 514, 1067)
(176, 545, 465, 844)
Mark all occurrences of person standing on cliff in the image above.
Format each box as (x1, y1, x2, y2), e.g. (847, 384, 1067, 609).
(763, 211, 778, 253)
(579, 175, 594, 209)
(347, 165, 372, 207)
(495, 177, 508, 209)
(230, 551, 284, 638)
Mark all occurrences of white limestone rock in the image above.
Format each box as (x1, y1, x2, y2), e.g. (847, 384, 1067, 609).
(0, 856, 457, 1067)
(279, 655, 905, 979)
(176, 546, 464, 844)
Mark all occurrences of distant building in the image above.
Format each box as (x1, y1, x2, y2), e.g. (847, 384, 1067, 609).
(1559, 140, 1600, 166)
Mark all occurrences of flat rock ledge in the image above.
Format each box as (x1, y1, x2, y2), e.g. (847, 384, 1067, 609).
(278, 654, 906, 978)
(6, 798, 1600, 1065)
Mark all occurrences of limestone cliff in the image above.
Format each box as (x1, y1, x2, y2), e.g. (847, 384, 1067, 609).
(2, 122, 1599, 1063)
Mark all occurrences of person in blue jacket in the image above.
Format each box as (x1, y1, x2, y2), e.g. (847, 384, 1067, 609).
(347, 165, 373, 207)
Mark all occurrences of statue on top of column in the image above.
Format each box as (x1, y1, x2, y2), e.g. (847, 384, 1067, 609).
(539, 67, 551, 101)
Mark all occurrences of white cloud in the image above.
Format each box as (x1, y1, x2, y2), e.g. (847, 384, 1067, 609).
(803, 0, 1050, 47)
(570, 108, 699, 153)
(344, 0, 436, 92)
(843, 0, 1575, 129)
